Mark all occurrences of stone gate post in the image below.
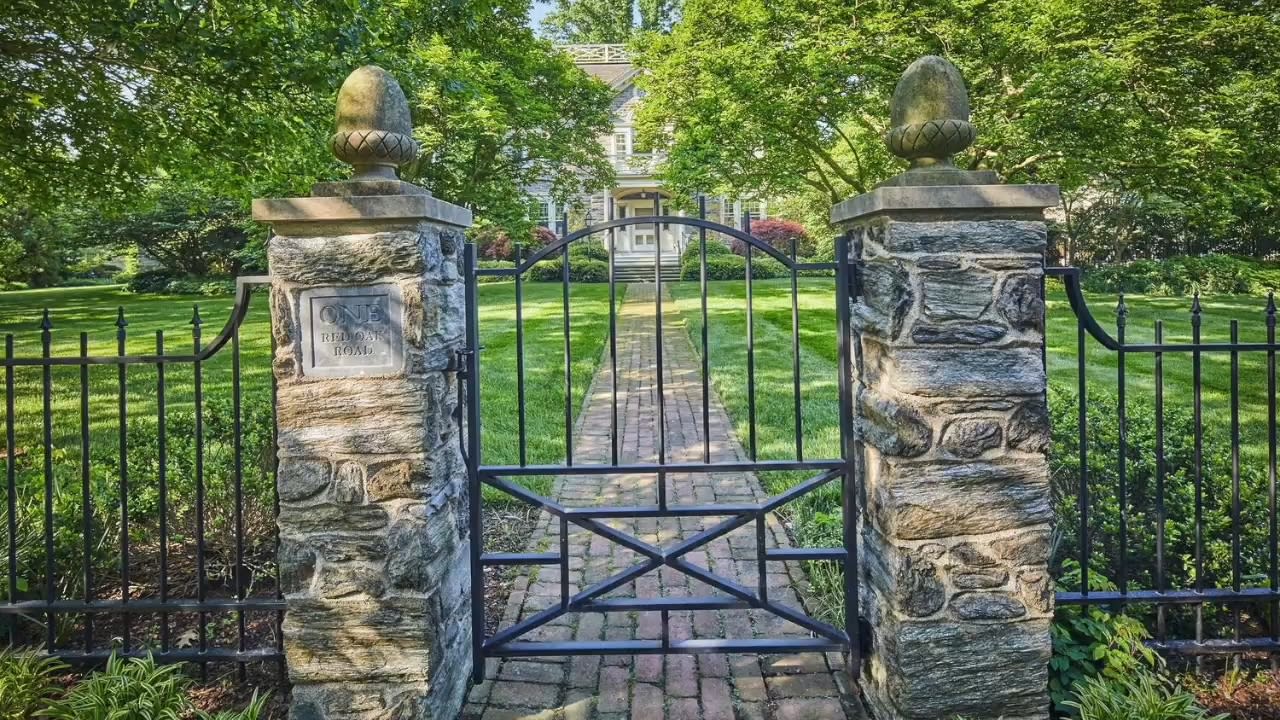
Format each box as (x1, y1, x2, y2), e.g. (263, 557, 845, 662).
(832, 57, 1060, 720)
(252, 66, 473, 719)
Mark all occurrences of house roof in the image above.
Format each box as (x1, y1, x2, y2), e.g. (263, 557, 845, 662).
(579, 63, 637, 88)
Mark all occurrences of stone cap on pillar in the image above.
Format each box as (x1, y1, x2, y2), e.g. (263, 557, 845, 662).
(252, 65, 472, 232)
(831, 183, 1060, 225)
(831, 55, 1059, 224)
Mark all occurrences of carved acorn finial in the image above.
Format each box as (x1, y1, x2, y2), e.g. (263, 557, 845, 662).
(885, 56, 976, 171)
(331, 66, 419, 181)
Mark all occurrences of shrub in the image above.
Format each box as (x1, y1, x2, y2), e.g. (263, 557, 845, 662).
(1064, 666, 1228, 720)
(471, 225, 558, 262)
(528, 257, 609, 283)
(732, 218, 815, 258)
(568, 240, 609, 262)
(679, 253, 787, 281)
(679, 238, 734, 266)
(477, 260, 515, 283)
(473, 226, 515, 261)
(1051, 560, 1159, 713)
(126, 269, 178, 294)
(163, 278, 236, 296)
(0, 648, 65, 720)
(1080, 255, 1277, 296)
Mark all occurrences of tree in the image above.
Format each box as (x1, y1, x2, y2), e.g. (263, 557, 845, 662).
(542, 0, 681, 42)
(635, 0, 1280, 261)
(2, 0, 615, 252)
(88, 189, 252, 277)
(403, 34, 615, 233)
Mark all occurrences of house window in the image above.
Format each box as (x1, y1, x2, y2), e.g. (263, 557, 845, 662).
(744, 200, 765, 222)
(530, 198, 553, 227)
(612, 130, 630, 157)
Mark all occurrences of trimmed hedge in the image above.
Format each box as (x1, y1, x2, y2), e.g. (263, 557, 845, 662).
(568, 240, 609, 262)
(529, 257, 609, 283)
(125, 270, 234, 296)
(1081, 255, 1280, 296)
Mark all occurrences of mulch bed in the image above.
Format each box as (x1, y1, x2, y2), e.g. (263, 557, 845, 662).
(1189, 669, 1280, 719)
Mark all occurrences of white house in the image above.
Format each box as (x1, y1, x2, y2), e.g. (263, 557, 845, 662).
(530, 44, 767, 275)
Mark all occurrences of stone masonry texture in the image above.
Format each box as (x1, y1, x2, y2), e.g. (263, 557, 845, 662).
(462, 283, 862, 720)
(844, 215, 1053, 720)
(269, 219, 471, 720)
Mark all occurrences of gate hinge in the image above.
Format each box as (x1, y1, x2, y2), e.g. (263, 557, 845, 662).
(449, 347, 476, 378)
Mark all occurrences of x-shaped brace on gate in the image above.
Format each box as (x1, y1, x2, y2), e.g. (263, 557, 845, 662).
(479, 468, 850, 652)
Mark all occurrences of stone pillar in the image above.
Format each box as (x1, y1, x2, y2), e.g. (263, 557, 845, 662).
(253, 66, 473, 720)
(832, 57, 1060, 720)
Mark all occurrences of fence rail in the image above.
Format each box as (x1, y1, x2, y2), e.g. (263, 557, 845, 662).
(1, 276, 282, 675)
(1048, 266, 1280, 658)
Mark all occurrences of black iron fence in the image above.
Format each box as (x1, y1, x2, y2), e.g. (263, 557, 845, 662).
(1, 277, 282, 676)
(1049, 266, 1280, 658)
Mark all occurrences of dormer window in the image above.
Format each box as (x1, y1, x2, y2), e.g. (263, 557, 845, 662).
(612, 130, 631, 157)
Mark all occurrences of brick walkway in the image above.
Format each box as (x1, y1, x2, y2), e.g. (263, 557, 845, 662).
(463, 284, 858, 720)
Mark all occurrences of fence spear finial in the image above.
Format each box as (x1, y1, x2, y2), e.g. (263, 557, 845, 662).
(40, 308, 52, 332)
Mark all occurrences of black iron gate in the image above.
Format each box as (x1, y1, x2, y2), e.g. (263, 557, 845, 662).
(461, 197, 860, 683)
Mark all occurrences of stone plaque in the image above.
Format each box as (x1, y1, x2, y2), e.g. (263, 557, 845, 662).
(299, 284, 405, 377)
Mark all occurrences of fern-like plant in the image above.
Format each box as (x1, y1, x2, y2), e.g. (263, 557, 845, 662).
(1064, 667, 1229, 720)
(40, 653, 190, 720)
(0, 647, 66, 720)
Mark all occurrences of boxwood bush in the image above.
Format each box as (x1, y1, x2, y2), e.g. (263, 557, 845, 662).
(528, 257, 609, 283)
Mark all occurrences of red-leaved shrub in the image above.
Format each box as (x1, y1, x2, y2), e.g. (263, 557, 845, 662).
(732, 219, 815, 258)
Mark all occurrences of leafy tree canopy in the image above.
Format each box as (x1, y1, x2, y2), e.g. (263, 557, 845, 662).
(634, 0, 1280, 260)
(1, 0, 614, 236)
(542, 0, 681, 42)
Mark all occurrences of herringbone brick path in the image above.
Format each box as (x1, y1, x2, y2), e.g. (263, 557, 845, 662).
(462, 283, 858, 720)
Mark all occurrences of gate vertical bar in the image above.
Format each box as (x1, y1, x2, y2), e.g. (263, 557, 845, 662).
(116, 308, 131, 651)
(1155, 321, 1167, 642)
(3, 335, 13, 646)
(192, 306, 207, 678)
(79, 333, 92, 653)
(157, 330, 171, 655)
(743, 211, 757, 460)
(561, 213, 573, 466)
(834, 232, 859, 672)
(515, 241, 527, 466)
(466, 242, 486, 685)
(1192, 294, 1204, 669)
(790, 234, 803, 460)
(608, 197, 619, 466)
(699, 196, 710, 464)
(1269, 294, 1278, 664)
(654, 193, 667, 508)
(40, 311, 54, 649)
(1116, 297, 1128, 596)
